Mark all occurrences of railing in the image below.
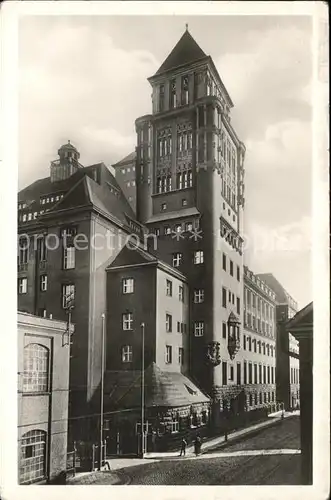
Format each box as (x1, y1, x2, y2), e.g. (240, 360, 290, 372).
(66, 448, 77, 478)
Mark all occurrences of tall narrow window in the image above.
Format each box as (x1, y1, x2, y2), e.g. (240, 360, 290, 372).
(222, 253, 227, 271)
(181, 75, 189, 105)
(159, 84, 165, 112)
(166, 280, 173, 297)
(194, 321, 204, 337)
(172, 253, 182, 267)
(236, 363, 241, 385)
(222, 287, 227, 308)
(23, 344, 49, 393)
(18, 237, 29, 270)
(18, 277, 27, 294)
(63, 245, 75, 269)
(222, 361, 227, 386)
(194, 289, 204, 303)
(178, 347, 184, 365)
(170, 79, 176, 108)
(166, 313, 172, 332)
(243, 361, 247, 384)
(178, 285, 184, 302)
(166, 345, 172, 364)
(62, 284, 75, 309)
(40, 275, 47, 292)
(193, 250, 204, 264)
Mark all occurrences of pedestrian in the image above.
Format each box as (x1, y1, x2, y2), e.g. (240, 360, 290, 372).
(194, 435, 201, 456)
(179, 437, 187, 457)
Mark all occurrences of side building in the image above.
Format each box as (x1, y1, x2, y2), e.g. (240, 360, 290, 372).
(18, 312, 71, 484)
(17, 141, 145, 444)
(257, 273, 300, 410)
(243, 267, 277, 407)
(112, 152, 137, 213)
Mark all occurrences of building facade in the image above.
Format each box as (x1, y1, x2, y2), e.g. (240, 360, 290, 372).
(17, 142, 143, 443)
(243, 267, 277, 407)
(134, 28, 246, 412)
(17, 312, 71, 484)
(113, 152, 137, 213)
(257, 273, 300, 410)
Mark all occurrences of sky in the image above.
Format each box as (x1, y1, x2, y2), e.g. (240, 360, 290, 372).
(18, 15, 313, 308)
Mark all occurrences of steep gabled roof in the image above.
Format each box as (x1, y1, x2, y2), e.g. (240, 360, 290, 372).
(154, 29, 207, 76)
(113, 151, 136, 167)
(104, 363, 210, 409)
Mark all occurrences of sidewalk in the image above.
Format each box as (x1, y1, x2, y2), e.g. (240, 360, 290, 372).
(106, 411, 298, 470)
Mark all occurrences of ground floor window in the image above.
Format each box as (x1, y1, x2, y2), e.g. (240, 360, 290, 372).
(170, 421, 179, 433)
(19, 429, 47, 484)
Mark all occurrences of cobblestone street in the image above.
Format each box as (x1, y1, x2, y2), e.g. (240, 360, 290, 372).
(69, 416, 301, 485)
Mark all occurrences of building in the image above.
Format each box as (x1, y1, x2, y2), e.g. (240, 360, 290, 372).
(134, 27, 246, 414)
(17, 28, 301, 454)
(17, 141, 144, 443)
(286, 302, 313, 484)
(257, 273, 300, 410)
(112, 152, 137, 212)
(103, 245, 210, 453)
(243, 266, 277, 407)
(17, 312, 71, 484)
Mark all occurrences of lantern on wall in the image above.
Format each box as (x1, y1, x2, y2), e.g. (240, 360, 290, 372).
(227, 311, 241, 360)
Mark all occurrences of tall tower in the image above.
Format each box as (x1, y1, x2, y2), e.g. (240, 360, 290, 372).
(135, 28, 246, 407)
(50, 141, 82, 182)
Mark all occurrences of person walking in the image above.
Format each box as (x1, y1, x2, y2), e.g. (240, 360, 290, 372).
(194, 435, 201, 456)
(179, 437, 187, 457)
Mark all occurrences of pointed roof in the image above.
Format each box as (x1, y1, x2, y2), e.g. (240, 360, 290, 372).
(105, 363, 210, 409)
(113, 151, 136, 167)
(154, 29, 207, 76)
(286, 302, 313, 337)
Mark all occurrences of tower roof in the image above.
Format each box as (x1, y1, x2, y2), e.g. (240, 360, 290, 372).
(58, 141, 78, 152)
(154, 29, 207, 76)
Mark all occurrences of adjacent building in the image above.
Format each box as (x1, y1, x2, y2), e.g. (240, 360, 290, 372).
(243, 266, 277, 407)
(257, 273, 300, 410)
(113, 152, 137, 212)
(18, 312, 71, 484)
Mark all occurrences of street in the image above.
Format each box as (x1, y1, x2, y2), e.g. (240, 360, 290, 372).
(70, 416, 301, 485)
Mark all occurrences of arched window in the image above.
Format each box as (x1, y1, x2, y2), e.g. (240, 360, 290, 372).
(23, 344, 49, 393)
(20, 430, 47, 484)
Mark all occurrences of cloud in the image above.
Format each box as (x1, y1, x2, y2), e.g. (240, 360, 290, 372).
(19, 20, 159, 187)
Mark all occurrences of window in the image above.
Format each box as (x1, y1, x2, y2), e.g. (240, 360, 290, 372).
(177, 321, 181, 333)
(181, 75, 189, 105)
(164, 226, 171, 235)
(63, 246, 75, 269)
(178, 347, 184, 365)
(258, 340, 261, 354)
(18, 237, 29, 267)
(222, 322, 227, 339)
(248, 363, 253, 384)
(23, 343, 49, 393)
(194, 321, 204, 337)
(263, 343, 266, 355)
(170, 79, 176, 108)
(122, 278, 134, 294)
(236, 363, 241, 385)
(166, 345, 172, 364)
(166, 313, 172, 332)
(254, 364, 258, 384)
(229, 365, 234, 381)
(259, 364, 262, 384)
(222, 287, 227, 308)
(248, 337, 252, 351)
(40, 275, 47, 292)
(222, 253, 227, 271)
(161, 203, 167, 211)
(185, 222, 193, 232)
(170, 420, 179, 433)
(37, 236, 47, 262)
(243, 335, 246, 350)
(18, 277, 27, 294)
(236, 297, 240, 315)
(243, 361, 247, 384)
(230, 260, 234, 276)
(179, 285, 184, 302)
(172, 253, 182, 267)
(20, 430, 47, 484)
(267, 366, 270, 384)
(166, 279, 173, 297)
(122, 345, 133, 363)
(263, 365, 266, 384)
(122, 312, 133, 330)
(182, 199, 188, 207)
(175, 224, 182, 233)
(194, 289, 204, 303)
(193, 250, 204, 264)
(62, 284, 75, 309)
(159, 84, 165, 111)
(222, 361, 227, 386)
